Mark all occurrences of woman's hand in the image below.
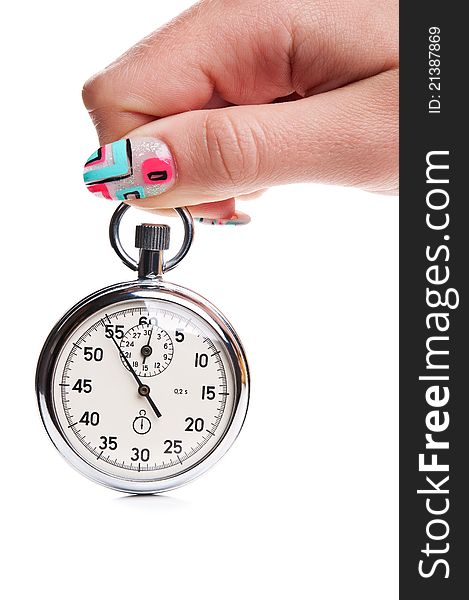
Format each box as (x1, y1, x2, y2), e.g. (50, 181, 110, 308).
(82, 0, 398, 222)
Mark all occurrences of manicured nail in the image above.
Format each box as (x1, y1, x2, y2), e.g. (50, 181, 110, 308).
(196, 212, 251, 226)
(83, 137, 176, 201)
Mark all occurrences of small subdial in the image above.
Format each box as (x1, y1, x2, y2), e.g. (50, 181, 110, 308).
(119, 324, 174, 377)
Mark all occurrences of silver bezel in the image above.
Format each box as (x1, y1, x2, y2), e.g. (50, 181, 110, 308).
(36, 279, 249, 494)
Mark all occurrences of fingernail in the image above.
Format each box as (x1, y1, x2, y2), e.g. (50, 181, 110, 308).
(83, 137, 176, 201)
(195, 212, 251, 226)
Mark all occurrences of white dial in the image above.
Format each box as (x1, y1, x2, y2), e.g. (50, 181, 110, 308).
(52, 298, 236, 481)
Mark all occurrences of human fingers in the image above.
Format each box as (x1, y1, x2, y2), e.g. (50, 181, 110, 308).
(83, 69, 398, 207)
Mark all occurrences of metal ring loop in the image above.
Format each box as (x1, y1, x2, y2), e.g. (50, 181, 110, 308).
(109, 203, 194, 273)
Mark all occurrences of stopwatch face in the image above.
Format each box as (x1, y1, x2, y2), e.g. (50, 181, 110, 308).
(37, 283, 249, 493)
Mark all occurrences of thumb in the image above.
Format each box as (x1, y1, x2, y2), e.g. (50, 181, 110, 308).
(82, 70, 398, 207)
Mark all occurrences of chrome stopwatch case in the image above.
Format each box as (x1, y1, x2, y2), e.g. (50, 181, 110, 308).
(36, 206, 249, 494)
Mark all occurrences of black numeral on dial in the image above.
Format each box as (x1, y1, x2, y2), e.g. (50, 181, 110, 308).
(164, 440, 183, 454)
(131, 448, 150, 462)
(83, 347, 103, 361)
(201, 385, 215, 400)
(195, 353, 209, 368)
(105, 324, 124, 339)
(72, 379, 92, 393)
(185, 417, 204, 432)
(79, 411, 100, 426)
(139, 316, 157, 326)
(99, 436, 117, 450)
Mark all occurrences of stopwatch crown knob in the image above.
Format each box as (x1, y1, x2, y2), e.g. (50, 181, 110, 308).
(135, 224, 171, 251)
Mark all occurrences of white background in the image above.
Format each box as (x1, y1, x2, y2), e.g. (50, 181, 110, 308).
(0, 1, 398, 598)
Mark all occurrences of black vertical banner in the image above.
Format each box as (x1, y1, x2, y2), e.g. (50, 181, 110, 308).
(400, 3, 468, 596)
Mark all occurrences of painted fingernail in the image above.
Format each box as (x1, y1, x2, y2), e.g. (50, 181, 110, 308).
(83, 137, 176, 201)
(196, 212, 251, 226)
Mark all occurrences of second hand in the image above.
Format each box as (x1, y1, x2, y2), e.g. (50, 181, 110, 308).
(109, 330, 162, 418)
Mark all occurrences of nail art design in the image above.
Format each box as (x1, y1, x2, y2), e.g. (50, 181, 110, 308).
(83, 138, 175, 201)
(196, 212, 251, 226)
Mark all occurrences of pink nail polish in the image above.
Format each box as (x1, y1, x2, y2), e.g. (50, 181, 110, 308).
(196, 212, 251, 226)
(83, 137, 176, 201)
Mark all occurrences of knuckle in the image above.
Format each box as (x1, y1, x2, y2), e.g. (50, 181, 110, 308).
(201, 111, 263, 190)
(82, 71, 111, 111)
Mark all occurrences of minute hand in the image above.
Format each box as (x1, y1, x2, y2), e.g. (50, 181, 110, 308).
(109, 334, 162, 418)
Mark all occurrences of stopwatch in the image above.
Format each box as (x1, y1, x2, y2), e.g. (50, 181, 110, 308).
(36, 205, 249, 494)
